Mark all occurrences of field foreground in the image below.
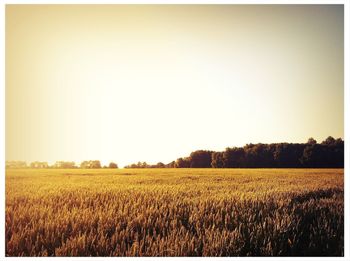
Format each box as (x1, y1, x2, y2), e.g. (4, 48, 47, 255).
(6, 168, 344, 256)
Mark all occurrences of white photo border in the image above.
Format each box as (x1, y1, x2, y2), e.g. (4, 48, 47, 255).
(0, 0, 348, 260)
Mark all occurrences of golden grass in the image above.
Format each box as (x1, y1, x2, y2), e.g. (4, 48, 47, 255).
(5, 168, 344, 256)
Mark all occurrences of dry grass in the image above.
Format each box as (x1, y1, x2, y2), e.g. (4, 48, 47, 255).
(5, 168, 343, 256)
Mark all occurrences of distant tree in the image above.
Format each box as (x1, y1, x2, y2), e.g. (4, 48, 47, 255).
(124, 161, 153, 168)
(321, 136, 336, 146)
(300, 137, 344, 168)
(165, 161, 176, 168)
(175, 157, 191, 168)
(273, 143, 304, 168)
(188, 150, 213, 168)
(80, 161, 89, 168)
(322, 137, 344, 167)
(125, 163, 138, 168)
(211, 152, 224, 168)
(334, 138, 344, 146)
(332, 138, 344, 167)
(300, 144, 325, 167)
(54, 161, 76, 169)
(156, 162, 165, 168)
(244, 143, 274, 168)
(136, 161, 142, 168)
(223, 147, 246, 168)
(30, 161, 49, 168)
(109, 162, 118, 168)
(91, 160, 101, 168)
(80, 160, 101, 169)
(307, 137, 317, 145)
(6, 161, 27, 169)
(115, 137, 344, 169)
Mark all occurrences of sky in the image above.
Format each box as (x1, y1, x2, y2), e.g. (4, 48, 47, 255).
(6, 5, 344, 167)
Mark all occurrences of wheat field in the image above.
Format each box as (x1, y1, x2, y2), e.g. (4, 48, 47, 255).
(5, 168, 343, 256)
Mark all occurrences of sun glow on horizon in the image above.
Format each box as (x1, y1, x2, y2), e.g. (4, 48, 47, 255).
(6, 5, 344, 167)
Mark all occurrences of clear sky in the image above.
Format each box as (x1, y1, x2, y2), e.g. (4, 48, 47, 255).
(6, 5, 344, 167)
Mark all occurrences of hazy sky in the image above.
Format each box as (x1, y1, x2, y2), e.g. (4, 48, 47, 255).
(6, 5, 344, 167)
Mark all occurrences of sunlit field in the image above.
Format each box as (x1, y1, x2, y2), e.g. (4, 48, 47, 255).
(5, 168, 343, 256)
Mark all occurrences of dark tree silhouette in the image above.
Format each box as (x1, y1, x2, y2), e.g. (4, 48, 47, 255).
(211, 152, 225, 168)
(307, 137, 317, 145)
(175, 157, 191, 168)
(106, 137, 344, 169)
(189, 150, 213, 168)
(223, 147, 246, 168)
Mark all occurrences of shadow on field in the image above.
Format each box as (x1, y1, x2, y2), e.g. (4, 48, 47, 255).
(290, 188, 343, 204)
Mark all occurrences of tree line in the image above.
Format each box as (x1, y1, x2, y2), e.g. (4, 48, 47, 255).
(6, 137, 344, 169)
(125, 136, 344, 168)
(6, 160, 118, 169)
